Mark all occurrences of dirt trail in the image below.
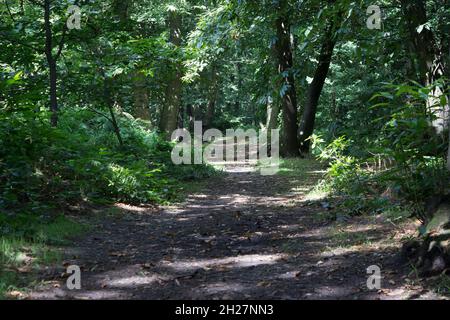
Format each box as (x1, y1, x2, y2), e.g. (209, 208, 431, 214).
(29, 160, 446, 300)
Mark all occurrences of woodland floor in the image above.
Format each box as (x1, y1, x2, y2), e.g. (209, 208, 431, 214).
(28, 158, 449, 300)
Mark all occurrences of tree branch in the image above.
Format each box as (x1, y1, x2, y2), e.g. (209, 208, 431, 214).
(4, 0, 16, 23)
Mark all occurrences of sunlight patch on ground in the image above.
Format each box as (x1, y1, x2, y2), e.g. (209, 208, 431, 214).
(162, 208, 187, 215)
(321, 238, 399, 257)
(201, 282, 247, 295)
(189, 194, 209, 199)
(310, 285, 357, 299)
(225, 165, 257, 173)
(302, 189, 328, 201)
(107, 275, 167, 287)
(277, 224, 302, 231)
(229, 195, 251, 204)
(73, 290, 126, 300)
(290, 186, 311, 193)
(161, 253, 287, 271)
(114, 203, 148, 212)
(307, 170, 328, 174)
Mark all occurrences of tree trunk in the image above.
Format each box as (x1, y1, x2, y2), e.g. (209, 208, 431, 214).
(398, 1, 450, 276)
(186, 104, 194, 132)
(104, 79, 123, 146)
(159, 8, 182, 138)
(132, 71, 150, 122)
(234, 62, 242, 114)
(448, 121, 450, 171)
(401, 0, 448, 135)
(266, 96, 279, 131)
(113, 0, 151, 125)
(205, 66, 218, 130)
(274, 1, 299, 157)
(113, 0, 131, 26)
(298, 22, 337, 154)
(177, 105, 184, 129)
(44, 0, 58, 127)
(401, 0, 440, 87)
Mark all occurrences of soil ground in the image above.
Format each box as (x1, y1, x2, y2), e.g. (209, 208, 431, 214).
(28, 159, 449, 300)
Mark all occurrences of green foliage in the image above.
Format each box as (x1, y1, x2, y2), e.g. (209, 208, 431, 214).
(0, 214, 86, 299)
(0, 108, 217, 213)
(312, 135, 365, 195)
(315, 81, 450, 220)
(0, 0, 449, 295)
(0, 104, 217, 297)
(373, 82, 450, 214)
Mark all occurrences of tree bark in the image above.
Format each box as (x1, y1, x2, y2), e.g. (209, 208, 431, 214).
(113, 0, 151, 124)
(274, 0, 299, 157)
(298, 22, 337, 154)
(104, 79, 124, 146)
(44, 0, 58, 127)
(401, 0, 449, 139)
(132, 71, 150, 122)
(205, 66, 218, 130)
(186, 104, 195, 132)
(266, 96, 279, 131)
(113, 0, 131, 26)
(159, 8, 182, 138)
(234, 62, 242, 114)
(400, 0, 441, 87)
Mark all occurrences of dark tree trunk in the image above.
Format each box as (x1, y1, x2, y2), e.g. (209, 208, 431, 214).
(205, 66, 218, 130)
(44, 0, 58, 127)
(401, 0, 448, 135)
(274, 1, 299, 157)
(186, 104, 194, 132)
(104, 79, 123, 146)
(132, 71, 150, 122)
(400, 0, 443, 87)
(113, 0, 150, 124)
(234, 62, 242, 114)
(48, 59, 58, 127)
(159, 9, 182, 138)
(205, 99, 215, 130)
(266, 96, 280, 132)
(177, 106, 184, 129)
(298, 22, 337, 154)
(398, 1, 450, 276)
(113, 0, 131, 26)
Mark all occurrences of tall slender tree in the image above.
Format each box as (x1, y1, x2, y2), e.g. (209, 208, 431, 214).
(160, 5, 183, 137)
(298, 19, 338, 153)
(274, 0, 300, 156)
(42, 0, 71, 127)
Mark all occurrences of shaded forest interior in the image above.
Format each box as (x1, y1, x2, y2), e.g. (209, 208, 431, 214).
(0, 0, 450, 299)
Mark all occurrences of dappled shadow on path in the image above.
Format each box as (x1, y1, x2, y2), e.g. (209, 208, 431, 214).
(29, 160, 444, 300)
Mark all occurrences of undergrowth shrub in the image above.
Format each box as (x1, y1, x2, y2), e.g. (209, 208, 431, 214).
(312, 81, 450, 220)
(0, 107, 217, 216)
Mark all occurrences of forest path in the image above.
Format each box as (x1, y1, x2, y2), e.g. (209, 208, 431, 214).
(29, 159, 444, 300)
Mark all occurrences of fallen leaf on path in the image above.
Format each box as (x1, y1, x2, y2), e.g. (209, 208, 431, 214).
(8, 291, 26, 299)
(257, 281, 271, 287)
(142, 263, 155, 269)
(109, 252, 126, 257)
